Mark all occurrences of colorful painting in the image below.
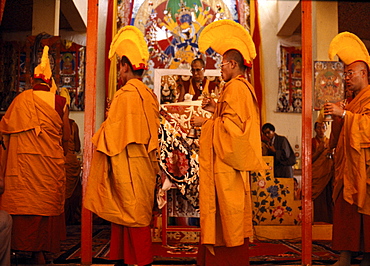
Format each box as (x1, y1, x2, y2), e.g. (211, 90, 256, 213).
(115, 0, 248, 91)
(276, 46, 302, 113)
(313, 61, 345, 110)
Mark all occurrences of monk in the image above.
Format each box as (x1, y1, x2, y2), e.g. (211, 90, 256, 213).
(324, 32, 370, 266)
(0, 45, 70, 264)
(177, 58, 217, 102)
(64, 118, 82, 225)
(84, 26, 159, 266)
(191, 20, 267, 265)
(311, 121, 334, 223)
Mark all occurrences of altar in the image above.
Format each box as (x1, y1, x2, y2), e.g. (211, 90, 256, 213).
(152, 101, 305, 256)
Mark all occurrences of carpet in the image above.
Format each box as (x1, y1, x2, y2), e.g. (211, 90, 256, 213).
(54, 232, 340, 264)
(14, 225, 362, 265)
(53, 225, 111, 264)
(249, 238, 340, 264)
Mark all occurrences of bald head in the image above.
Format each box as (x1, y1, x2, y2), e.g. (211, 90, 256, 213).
(344, 61, 369, 96)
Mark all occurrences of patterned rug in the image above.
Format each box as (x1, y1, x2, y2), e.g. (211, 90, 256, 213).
(249, 238, 340, 264)
(12, 225, 364, 265)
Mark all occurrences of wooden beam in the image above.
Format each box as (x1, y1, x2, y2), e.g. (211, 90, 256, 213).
(301, 1, 313, 265)
(81, 0, 98, 264)
(60, 0, 87, 32)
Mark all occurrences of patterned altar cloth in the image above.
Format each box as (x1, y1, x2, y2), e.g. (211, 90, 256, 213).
(158, 101, 212, 212)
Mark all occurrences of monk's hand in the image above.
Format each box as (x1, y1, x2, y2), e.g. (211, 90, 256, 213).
(324, 102, 344, 118)
(202, 97, 216, 113)
(191, 116, 206, 127)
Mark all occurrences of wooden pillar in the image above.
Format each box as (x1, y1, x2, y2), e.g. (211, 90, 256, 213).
(81, 0, 98, 264)
(301, 1, 313, 265)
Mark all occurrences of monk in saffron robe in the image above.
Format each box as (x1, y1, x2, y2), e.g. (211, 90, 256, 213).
(84, 26, 159, 266)
(177, 58, 217, 102)
(192, 20, 267, 266)
(64, 119, 82, 225)
(311, 121, 334, 223)
(324, 32, 370, 266)
(0, 45, 70, 264)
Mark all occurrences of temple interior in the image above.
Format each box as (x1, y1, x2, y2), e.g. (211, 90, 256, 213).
(1, 1, 370, 265)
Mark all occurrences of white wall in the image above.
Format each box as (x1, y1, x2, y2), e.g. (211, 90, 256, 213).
(73, 0, 88, 26)
(259, 0, 302, 155)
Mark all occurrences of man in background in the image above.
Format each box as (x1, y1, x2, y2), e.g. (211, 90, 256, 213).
(84, 26, 159, 266)
(262, 123, 296, 178)
(324, 31, 370, 266)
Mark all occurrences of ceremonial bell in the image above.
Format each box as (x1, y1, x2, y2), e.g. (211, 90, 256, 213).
(188, 127, 198, 139)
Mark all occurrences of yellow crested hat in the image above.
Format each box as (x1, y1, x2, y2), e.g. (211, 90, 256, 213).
(329, 32, 370, 68)
(109, 26, 149, 70)
(198, 19, 256, 67)
(34, 45, 52, 83)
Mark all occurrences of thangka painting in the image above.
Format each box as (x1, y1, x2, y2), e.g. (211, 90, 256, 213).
(117, 0, 249, 91)
(276, 46, 302, 113)
(313, 61, 345, 110)
(0, 35, 85, 111)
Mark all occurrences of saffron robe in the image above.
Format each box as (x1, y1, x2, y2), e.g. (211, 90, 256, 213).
(84, 79, 160, 227)
(199, 76, 267, 249)
(331, 85, 370, 252)
(312, 136, 334, 223)
(0, 88, 67, 253)
(178, 77, 217, 101)
(332, 85, 370, 215)
(312, 136, 333, 200)
(0, 89, 66, 216)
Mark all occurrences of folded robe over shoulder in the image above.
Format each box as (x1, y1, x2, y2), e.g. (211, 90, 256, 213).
(84, 79, 160, 227)
(0, 89, 66, 216)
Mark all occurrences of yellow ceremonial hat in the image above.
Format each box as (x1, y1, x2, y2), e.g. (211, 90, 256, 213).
(329, 32, 370, 68)
(34, 45, 52, 83)
(108, 26, 149, 70)
(198, 19, 256, 67)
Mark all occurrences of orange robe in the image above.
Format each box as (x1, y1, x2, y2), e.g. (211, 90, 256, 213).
(84, 79, 159, 265)
(311, 136, 334, 223)
(331, 85, 370, 252)
(64, 119, 82, 225)
(198, 76, 267, 263)
(0, 89, 66, 252)
(332, 86, 370, 215)
(84, 78, 159, 227)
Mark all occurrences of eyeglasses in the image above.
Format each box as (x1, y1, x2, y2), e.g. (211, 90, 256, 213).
(343, 70, 363, 78)
(191, 68, 204, 73)
(219, 61, 230, 69)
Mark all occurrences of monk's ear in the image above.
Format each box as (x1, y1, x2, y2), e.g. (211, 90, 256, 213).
(122, 62, 130, 73)
(230, 60, 237, 69)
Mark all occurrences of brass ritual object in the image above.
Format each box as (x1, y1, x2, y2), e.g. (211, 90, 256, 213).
(322, 99, 333, 122)
(188, 127, 198, 139)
